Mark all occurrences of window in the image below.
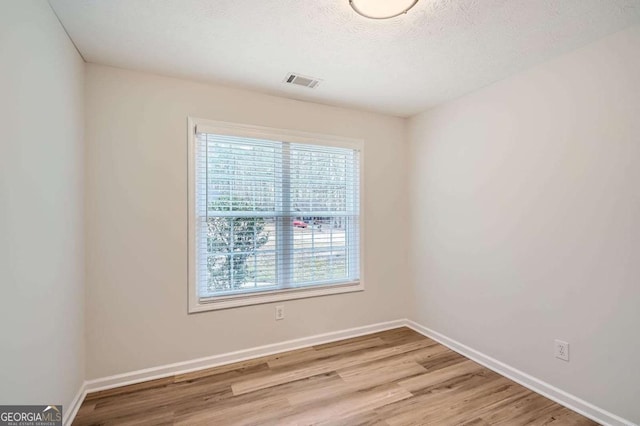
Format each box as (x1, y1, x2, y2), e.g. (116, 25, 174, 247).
(188, 118, 363, 312)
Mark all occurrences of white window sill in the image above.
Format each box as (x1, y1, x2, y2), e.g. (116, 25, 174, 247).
(188, 281, 364, 313)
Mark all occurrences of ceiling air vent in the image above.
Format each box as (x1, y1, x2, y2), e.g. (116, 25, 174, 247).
(283, 73, 321, 89)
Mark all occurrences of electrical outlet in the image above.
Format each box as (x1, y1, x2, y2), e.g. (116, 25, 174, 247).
(275, 305, 285, 321)
(554, 339, 569, 361)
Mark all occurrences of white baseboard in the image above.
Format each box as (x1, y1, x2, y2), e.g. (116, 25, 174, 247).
(405, 319, 637, 426)
(83, 319, 406, 395)
(63, 383, 87, 426)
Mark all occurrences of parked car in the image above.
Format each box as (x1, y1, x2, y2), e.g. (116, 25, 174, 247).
(293, 220, 307, 228)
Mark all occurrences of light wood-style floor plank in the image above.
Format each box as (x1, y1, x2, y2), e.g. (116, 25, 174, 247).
(268, 337, 388, 369)
(72, 327, 598, 426)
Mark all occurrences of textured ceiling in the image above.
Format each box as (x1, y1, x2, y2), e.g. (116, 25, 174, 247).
(49, 0, 640, 116)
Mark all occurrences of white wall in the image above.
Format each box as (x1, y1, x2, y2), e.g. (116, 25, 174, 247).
(0, 0, 85, 414)
(84, 64, 409, 379)
(408, 25, 640, 423)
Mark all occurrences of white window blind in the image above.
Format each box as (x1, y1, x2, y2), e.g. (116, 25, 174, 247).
(193, 127, 361, 303)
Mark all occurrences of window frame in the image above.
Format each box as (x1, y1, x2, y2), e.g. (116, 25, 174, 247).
(187, 117, 365, 313)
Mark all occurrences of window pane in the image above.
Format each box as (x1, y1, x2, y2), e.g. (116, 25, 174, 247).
(290, 144, 359, 215)
(292, 217, 352, 286)
(205, 135, 282, 213)
(203, 216, 276, 294)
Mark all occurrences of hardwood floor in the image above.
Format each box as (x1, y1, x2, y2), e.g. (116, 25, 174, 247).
(73, 328, 597, 425)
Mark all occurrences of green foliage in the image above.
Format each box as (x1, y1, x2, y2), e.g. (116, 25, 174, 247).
(206, 198, 270, 292)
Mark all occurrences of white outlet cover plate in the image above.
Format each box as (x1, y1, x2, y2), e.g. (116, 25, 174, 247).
(275, 305, 285, 320)
(554, 339, 570, 361)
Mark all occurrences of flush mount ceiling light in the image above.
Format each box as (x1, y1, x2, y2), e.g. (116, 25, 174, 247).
(349, 0, 419, 19)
